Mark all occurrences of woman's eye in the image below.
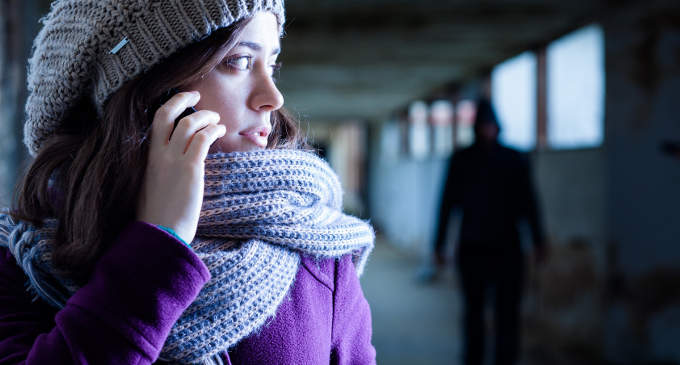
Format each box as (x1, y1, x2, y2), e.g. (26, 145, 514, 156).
(226, 56, 252, 71)
(270, 62, 282, 80)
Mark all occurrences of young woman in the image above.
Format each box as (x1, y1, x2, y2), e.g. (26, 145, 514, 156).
(0, 1, 376, 364)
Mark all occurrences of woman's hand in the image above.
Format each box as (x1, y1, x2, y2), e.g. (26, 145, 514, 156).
(136, 91, 226, 244)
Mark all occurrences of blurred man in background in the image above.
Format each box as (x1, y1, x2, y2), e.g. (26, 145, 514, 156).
(433, 98, 547, 365)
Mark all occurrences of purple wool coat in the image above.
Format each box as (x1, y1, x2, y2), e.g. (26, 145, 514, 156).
(0, 221, 376, 364)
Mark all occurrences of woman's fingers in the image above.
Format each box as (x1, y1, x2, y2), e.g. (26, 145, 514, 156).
(140, 89, 224, 244)
(150, 91, 200, 148)
(186, 123, 227, 161)
(169, 110, 221, 155)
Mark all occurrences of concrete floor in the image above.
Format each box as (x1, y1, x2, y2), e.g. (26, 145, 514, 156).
(360, 240, 463, 365)
(360, 240, 570, 365)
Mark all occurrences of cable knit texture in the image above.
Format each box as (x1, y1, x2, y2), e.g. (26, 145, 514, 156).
(24, 0, 285, 157)
(0, 149, 375, 364)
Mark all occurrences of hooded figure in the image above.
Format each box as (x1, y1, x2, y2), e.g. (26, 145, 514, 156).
(434, 98, 547, 365)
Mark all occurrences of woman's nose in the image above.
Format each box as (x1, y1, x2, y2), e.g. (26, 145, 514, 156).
(249, 70, 284, 112)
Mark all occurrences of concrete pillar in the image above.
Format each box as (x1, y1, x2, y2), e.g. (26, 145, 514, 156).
(603, 1, 680, 362)
(0, 0, 51, 206)
(0, 0, 22, 206)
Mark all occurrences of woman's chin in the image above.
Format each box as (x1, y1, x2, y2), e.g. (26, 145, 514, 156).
(241, 144, 266, 152)
(208, 137, 268, 154)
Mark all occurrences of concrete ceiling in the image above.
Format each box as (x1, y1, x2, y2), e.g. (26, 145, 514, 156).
(277, 0, 618, 123)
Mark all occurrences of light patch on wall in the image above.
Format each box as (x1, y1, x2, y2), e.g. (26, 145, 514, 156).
(408, 101, 430, 159)
(456, 99, 476, 149)
(430, 100, 454, 157)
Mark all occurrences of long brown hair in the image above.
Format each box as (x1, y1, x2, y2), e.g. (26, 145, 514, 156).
(10, 16, 305, 284)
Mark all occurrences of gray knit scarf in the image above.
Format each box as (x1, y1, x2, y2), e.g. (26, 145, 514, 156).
(0, 149, 374, 364)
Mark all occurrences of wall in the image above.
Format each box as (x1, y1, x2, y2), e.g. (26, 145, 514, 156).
(605, 3, 680, 275)
(0, 0, 50, 206)
(533, 148, 607, 253)
(602, 2, 680, 363)
(368, 121, 449, 256)
(526, 150, 608, 364)
(0, 1, 19, 206)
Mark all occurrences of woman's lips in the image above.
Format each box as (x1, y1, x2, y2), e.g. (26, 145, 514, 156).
(238, 126, 270, 148)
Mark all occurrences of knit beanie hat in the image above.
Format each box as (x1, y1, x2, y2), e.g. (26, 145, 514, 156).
(23, 0, 285, 157)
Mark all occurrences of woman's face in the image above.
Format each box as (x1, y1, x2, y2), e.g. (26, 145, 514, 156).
(188, 12, 283, 153)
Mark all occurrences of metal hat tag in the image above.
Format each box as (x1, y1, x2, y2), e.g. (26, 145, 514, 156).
(109, 37, 129, 54)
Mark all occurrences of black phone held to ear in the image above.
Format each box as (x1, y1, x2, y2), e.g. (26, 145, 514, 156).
(150, 88, 198, 137)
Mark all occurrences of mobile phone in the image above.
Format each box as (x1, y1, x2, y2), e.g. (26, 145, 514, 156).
(151, 88, 198, 136)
